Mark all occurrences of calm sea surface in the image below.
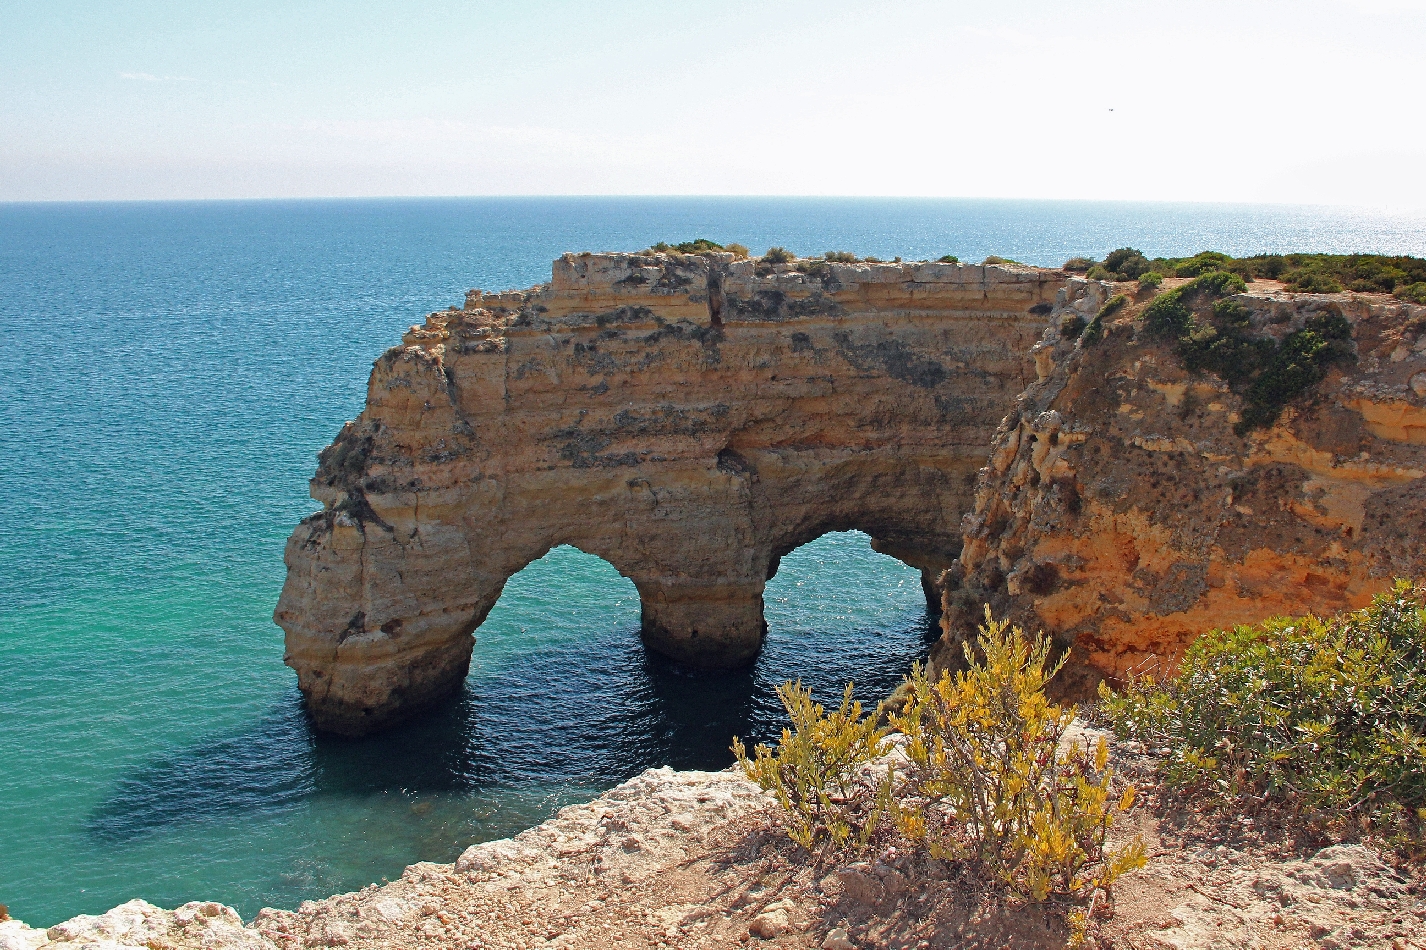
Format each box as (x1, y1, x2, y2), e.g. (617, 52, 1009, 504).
(2, 197, 1423, 925)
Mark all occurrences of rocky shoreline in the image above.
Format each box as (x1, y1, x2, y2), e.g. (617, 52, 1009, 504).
(6, 738, 1423, 950)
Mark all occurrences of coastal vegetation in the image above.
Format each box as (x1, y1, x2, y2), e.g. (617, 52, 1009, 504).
(1068, 248, 1426, 303)
(1099, 581, 1426, 852)
(734, 611, 1145, 912)
(1139, 271, 1354, 431)
(1078, 293, 1126, 346)
(647, 238, 750, 258)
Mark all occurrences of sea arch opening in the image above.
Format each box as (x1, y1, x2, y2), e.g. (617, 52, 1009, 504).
(758, 529, 942, 707)
(472, 544, 642, 669)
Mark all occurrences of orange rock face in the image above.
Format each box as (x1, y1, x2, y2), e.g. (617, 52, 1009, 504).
(275, 252, 1087, 735)
(942, 288, 1426, 695)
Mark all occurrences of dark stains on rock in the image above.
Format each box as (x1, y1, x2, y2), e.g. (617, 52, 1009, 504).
(612, 404, 730, 437)
(723, 290, 844, 322)
(338, 610, 366, 644)
(570, 341, 621, 376)
(833, 332, 948, 389)
(594, 306, 657, 328)
(715, 446, 755, 477)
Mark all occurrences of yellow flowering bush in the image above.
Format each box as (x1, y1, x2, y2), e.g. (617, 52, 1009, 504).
(735, 609, 1144, 905)
(891, 609, 1143, 902)
(732, 681, 894, 852)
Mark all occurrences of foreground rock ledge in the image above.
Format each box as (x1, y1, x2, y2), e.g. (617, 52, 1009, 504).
(7, 757, 1421, 950)
(274, 253, 1093, 735)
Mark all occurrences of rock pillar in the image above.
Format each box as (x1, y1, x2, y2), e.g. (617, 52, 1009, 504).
(636, 576, 767, 668)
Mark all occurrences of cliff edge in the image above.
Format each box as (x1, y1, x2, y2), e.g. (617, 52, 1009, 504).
(940, 279, 1426, 692)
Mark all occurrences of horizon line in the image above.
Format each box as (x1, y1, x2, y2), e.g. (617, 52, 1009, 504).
(1, 194, 1419, 213)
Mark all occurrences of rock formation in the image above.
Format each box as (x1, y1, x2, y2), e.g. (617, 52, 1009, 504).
(940, 283, 1426, 692)
(275, 253, 1093, 735)
(275, 247, 1426, 735)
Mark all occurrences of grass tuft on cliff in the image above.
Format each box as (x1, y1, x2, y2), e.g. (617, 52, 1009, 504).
(1098, 581, 1426, 853)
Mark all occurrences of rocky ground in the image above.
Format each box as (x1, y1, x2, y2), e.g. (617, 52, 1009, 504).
(5, 734, 1424, 950)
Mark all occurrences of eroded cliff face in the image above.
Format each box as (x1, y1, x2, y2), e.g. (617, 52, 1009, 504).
(940, 283, 1426, 693)
(276, 252, 1092, 734)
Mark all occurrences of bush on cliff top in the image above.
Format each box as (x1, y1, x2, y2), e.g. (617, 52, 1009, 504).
(646, 239, 749, 258)
(735, 611, 1144, 907)
(1098, 581, 1426, 851)
(1143, 272, 1352, 432)
(1154, 251, 1426, 302)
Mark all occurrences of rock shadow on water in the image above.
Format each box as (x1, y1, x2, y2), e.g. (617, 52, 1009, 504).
(87, 605, 939, 845)
(84, 687, 488, 843)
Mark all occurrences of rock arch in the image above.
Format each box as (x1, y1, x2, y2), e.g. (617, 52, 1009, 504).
(276, 252, 1101, 735)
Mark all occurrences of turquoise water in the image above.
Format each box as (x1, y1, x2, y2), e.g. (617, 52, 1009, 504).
(2, 198, 1424, 926)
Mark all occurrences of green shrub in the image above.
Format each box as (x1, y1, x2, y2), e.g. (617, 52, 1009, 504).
(1171, 251, 1233, 278)
(1398, 282, 1426, 305)
(1085, 265, 1113, 281)
(1142, 273, 1350, 431)
(1064, 257, 1095, 273)
(891, 610, 1145, 903)
(1104, 247, 1151, 280)
(733, 682, 894, 852)
(1143, 288, 1193, 338)
(1283, 269, 1344, 294)
(1188, 270, 1247, 297)
(1138, 271, 1163, 290)
(1235, 310, 1353, 431)
(938, 254, 960, 264)
(1099, 582, 1426, 845)
(1061, 313, 1088, 339)
(1151, 251, 1426, 295)
(725, 243, 750, 259)
(649, 238, 724, 254)
(984, 255, 1019, 265)
(763, 246, 795, 264)
(1081, 294, 1127, 346)
(823, 250, 859, 263)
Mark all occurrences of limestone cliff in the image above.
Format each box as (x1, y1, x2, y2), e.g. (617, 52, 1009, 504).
(940, 282, 1426, 692)
(275, 252, 1096, 734)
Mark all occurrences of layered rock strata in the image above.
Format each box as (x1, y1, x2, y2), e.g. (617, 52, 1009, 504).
(275, 253, 1091, 734)
(940, 284, 1426, 691)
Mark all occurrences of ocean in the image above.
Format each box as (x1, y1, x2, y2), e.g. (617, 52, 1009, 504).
(2, 197, 1423, 926)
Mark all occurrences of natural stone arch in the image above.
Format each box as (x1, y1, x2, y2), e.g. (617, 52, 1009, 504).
(276, 251, 1103, 735)
(479, 543, 641, 643)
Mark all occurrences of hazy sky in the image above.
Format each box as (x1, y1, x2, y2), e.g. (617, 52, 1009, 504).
(4, 0, 1425, 205)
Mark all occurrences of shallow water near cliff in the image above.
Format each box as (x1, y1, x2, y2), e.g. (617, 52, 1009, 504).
(2, 197, 1424, 926)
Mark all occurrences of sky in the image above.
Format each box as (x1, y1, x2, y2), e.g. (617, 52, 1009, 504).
(3, 0, 1426, 206)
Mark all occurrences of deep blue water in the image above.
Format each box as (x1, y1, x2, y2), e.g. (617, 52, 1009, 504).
(2, 197, 1423, 926)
